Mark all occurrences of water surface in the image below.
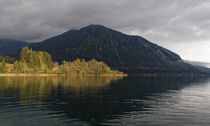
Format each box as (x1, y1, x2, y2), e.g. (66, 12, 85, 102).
(0, 76, 210, 126)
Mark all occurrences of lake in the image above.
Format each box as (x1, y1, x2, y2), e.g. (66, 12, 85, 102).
(0, 76, 210, 126)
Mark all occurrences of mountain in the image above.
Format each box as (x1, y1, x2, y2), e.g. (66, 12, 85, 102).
(184, 60, 210, 74)
(194, 66, 210, 74)
(184, 60, 210, 68)
(29, 25, 199, 74)
(0, 39, 29, 56)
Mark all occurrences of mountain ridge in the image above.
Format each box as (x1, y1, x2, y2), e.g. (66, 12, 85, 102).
(0, 39, 29, 56)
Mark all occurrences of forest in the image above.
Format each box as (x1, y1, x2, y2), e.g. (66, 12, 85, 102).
(0, 47, 124, 76)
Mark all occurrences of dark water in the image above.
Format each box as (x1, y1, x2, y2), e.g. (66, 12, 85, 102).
(0, 76, 210, 126)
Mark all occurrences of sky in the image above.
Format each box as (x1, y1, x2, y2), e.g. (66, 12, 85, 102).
(0, 0, 210, 62)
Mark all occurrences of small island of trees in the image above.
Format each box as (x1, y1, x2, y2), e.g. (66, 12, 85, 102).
(0, 47, 125, 76)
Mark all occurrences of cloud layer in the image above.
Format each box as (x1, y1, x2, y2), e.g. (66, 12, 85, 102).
(0, 0, 210, 62)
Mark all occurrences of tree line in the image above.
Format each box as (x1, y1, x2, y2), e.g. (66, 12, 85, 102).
(0, 47, 124, 76)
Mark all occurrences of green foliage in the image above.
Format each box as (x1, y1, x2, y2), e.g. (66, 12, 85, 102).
(20, 46, 30, 63)
(13, 46, 54, 73)
(20, 47, 41, 69)
(0, 61, 7, 73)
(12, 61, 28, 73)
(0, 47, 124, 76)
(58, 59, 124, 76)
(13, 61, 23, 73)
(38, 51, 53, 70)
(13, 61, 21, 72)
(0, 56, 17, 64)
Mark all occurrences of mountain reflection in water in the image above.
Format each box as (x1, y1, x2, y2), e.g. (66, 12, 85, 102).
(0, 76, 209, 126)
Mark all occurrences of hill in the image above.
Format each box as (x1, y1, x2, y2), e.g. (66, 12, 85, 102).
(29, 25, 199, 74)
(0, 39, 29, 56)
(194, 66, 210, 74)
(184, 60, 210, 74)
(184, 60, 210, 68)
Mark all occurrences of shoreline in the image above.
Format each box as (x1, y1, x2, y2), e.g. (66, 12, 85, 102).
(0, 73, 127, 77)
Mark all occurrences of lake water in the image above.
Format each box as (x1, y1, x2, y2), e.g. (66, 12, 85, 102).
(0, 76, 210, 126)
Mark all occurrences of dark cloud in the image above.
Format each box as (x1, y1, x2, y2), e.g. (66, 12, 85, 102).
(0, 0, 210, 62)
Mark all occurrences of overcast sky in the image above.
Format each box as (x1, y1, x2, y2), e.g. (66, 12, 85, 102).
(0, 0, 210, 62)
